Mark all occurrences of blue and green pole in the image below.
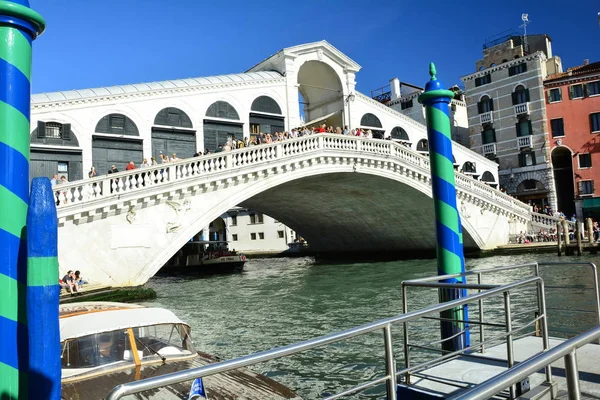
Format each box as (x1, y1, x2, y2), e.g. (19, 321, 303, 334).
(418, 63, 469, 352)
(27, 178, 61, 399)
(0, 0, 45, 397)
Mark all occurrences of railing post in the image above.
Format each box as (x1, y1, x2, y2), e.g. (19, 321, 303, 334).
(356, 137, 362, 152)
(317, 135, 324, 149)
(402, 283, 410, 384)
(564, 351, 581, 400)
(504, 291, 516, 399)
(275, 142, 282, 158)
(477, 273, 485, 353)
(384, 325, 398, 400)
(225, 152, 233, 169)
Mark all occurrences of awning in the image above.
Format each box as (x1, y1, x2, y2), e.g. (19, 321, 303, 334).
(583, 197, 600, 211)
(302, 110, 342, 127)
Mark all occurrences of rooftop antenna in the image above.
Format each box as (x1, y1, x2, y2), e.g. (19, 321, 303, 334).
(520, 13, 530, 54)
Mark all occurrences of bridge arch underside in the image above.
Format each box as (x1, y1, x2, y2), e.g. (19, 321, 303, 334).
(239, 172, 478, 255)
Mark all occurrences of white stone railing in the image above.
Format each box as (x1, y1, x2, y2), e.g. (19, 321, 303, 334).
(514, 102, 529, 115)
(530, 212, 576, 230)
(53, 134, 532, 219)
(482, 143, 496, 155)
(517, 135, 532, 149)
(480, 111, 493, 124)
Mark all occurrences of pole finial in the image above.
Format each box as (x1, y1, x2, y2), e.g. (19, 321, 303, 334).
(429, 62, 437, 81)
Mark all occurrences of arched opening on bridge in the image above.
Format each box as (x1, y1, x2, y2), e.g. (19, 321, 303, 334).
(297, 60, 343, 129)
(203, 101, 243, 152)
(462, 161, 478, 178)
(551, 146, 575, 216)
(360, 113, 384, 138)
(481, 171, 497, 188)
(249, 95, 285, 142)
(152, 107, 196, 160)
(416, 139, 428, 154)
(516, 179, 549, 210)
(93, 114, 142, 175)
(30, 122, 83, 182)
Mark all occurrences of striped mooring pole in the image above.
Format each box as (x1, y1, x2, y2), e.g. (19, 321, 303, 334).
(418, 63, 469, 352)
(0, 0, 46, 398)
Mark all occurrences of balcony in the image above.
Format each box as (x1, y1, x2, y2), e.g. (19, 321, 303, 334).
(514, 102, 529, 115)
(517, 135, 532, 149)
(480, 111, 493, 124)
(482, 143, 496, 155)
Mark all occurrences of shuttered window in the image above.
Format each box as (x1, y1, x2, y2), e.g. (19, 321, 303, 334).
(508, 63, 527, 76)
(579, 153, 592, 169)
(579, 180, 594, 195)
(587, 81, 600, 96)
(569, 84, 584, 99)
(548, 88, 562, 103)
(481, 127, 496, 144)
(516, 120, 532, 137)
(518, 152, 536, 167)
(551, 118, 565, 137)
(512, 86, 529, 105)
(477, 96, 493, 114)
(475, 74, 491, 87)
(591, 113, 600, 133)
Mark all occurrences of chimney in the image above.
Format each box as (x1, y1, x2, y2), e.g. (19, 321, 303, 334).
(389, 78, 401, 100)
(584, 59, 590, 66)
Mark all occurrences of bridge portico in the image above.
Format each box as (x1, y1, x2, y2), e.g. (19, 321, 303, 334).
(55, 134, 531, 287)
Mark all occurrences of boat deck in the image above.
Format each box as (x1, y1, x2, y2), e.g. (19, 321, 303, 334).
(407, 336, 600, 399)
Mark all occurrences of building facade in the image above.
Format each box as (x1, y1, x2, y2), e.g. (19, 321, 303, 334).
(545, 61, 600, 218)
(461, 34, 563, 211)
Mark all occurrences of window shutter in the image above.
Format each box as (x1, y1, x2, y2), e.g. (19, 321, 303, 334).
(37, 121, 46, 138)
(491, 129, 496, 142)
(515, 123, 521, 137)
(522, 63, 527, 73)
(518, 153, 524, 167)
(546, 90, 550, 104)
(525, 88, 530, 102)
(591, 114, 594, 132)
(558, 88, 562, 101)
(568, 86, 573, 100)
(511, 92, 517, 105)
(477, 101, 483, 114)
(527, 120, 533, 135)
(509, 66, 515, 76)
(62, 123, 71, 140)
(531, 152, 536, 165)
(489, 99, 494, 111)
(592, 181, 595, 194)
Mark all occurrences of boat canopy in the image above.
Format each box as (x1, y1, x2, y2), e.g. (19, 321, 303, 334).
(60, 307, 188, 342)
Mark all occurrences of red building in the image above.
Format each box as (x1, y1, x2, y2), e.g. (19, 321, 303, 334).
(545, 61, 600, 219)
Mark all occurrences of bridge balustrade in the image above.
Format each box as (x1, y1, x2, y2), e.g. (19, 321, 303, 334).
(52, 134, 532, 222)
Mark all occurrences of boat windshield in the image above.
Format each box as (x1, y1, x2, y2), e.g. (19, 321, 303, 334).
(61, 323, 195, 369)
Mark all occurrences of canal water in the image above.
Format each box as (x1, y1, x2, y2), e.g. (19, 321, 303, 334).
(141, 253, 600, 398)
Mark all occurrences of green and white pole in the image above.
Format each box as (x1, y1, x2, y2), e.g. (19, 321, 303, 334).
(0, 0, 45, 397)
(418, 63, 469, 351)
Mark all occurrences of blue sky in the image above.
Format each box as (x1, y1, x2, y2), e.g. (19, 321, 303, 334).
(30, 0, 599, 95)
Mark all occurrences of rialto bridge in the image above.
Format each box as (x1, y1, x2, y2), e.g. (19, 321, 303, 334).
(53, 134, 547, 287)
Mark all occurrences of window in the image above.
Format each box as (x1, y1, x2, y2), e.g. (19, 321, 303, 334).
(57, 162, 68, 173)
(570, 84, 584, 99)
(478, 96, 493, 114)
(512, 85, 529, 105)
(400, 99, 413, 110)
(277, 230, 284, 239)
(548, 88, 562, 103)
(591, 113, 600, 133)
(232, 234, 238, 241)
(249, 213, 263, 224)
(509, 63, 527, 76)
(579, 154, 592, 169)
(250, 233, 256, 240)
(516, 119, 532, 137)
(475, 74, 491, 87)
(231, 216, 237, 226)
(551, 118, 565, 137)
(579, 180, 594, 196)
(109, 114, 125, 131)
(45, 122, 62, 139)
(523, 180, 537, 190)
(481, 126, 496, 144)
(258, 232, 264, 240)
(587, 81, 600, 96)
(519, 151, 536, 167)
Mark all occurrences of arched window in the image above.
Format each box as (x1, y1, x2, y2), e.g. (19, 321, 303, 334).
(206, 101, 239, 120)
(360, 113, 382, 128)
(478, 95, 493, 114)
(481, 171, 495, 182)
(95, 114, 139, 135)
(512, 85, 529, 105)
(391, 127, 409, 141)
(416, 139, 428, 152)
(462, 161, 476, 173)
(516, 116, 532, 137)
(154, 107, 193, 128)
(251, 96, 282, 115)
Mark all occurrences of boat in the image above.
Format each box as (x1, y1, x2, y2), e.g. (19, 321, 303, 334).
(161, 240, 247, 275)
(60, 302, 299, 399)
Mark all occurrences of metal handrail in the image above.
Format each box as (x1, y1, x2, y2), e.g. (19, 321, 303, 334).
(105, 277, 544, 400)
(448, 325, 600, 400)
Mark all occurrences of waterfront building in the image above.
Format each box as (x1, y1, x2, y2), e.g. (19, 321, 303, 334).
(544, 60, 600, 219)
(461, 33, 563, 211)
(371, 79, 470, 147)
(210, 208, 295, 254)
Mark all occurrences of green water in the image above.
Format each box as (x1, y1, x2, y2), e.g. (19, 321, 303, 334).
(141, 253, 600, 398)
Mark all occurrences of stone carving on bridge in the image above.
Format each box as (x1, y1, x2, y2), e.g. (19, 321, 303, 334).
(460, 201, 471, 219)
(126, 206, 136, 224)
(165, 199, 191, 233)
